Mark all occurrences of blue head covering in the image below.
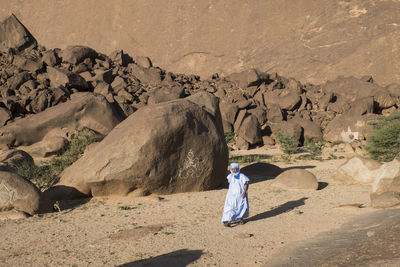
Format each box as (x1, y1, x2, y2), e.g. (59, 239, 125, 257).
(230, 163, 240, 179)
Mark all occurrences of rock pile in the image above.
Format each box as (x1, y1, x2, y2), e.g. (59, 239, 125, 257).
(219, 73, 399, 149)
(0, 14, 232, 210)
(1, 14, 400, 213)
(1, 14, 399, 153)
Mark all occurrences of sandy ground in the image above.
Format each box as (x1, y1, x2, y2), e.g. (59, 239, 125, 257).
(0, 150, 379, 266)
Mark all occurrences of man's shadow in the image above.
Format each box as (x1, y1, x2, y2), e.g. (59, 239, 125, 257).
(117, 249, 203, 267)
(246, 197, 308, 223)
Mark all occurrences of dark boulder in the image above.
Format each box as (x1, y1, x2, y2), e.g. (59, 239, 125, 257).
(56, 93, 228, 197)
(47, 67, 88, 91)
(60, 45, 98, 65)
(0, 14, 37, 52)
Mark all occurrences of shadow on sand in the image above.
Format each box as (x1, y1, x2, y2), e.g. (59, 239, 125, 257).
(240, 162, 283, 184)
(240, 163, 316, 184)
(220, 163, 320, 187)
(281, 165, 316, 171)
(39, 185, 91, 213)
(116, 249, 203, 267)
(318, 182, 329, 190)
(246, 197, 308, 223)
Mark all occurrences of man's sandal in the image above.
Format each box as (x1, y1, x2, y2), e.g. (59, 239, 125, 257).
(224, 222, 232, 227)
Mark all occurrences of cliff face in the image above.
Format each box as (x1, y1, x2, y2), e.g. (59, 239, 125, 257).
(2, 0, 400, 84)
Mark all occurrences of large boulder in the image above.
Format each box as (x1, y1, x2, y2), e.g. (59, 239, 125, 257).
(0, 14, 37, 52)
(47, 67, 88, 91)
(0, 93, 122, 147)
(264, 89, 301, 111)
(346, 97, 374, 116)
(373, 176, 400, 196)
(186, 91, 225, 135)
(226, 69, 268, 89)
(370, 157, 400, 208)
(0, 107, 11, 126)
(135, 56, 152, 68)
(109, 49, 133, 67)
(270, 120, 302, 143)
(7, 71, 31, 91)
(92, 69, 113, 84)
(20, 136, 68, 158)
(248, 106, 267, 126)
(60, 45, 98, 65)
(0, 150, 33, 172)
(233, 109, 247, 133)
(327, 97, 351, 114)
(374, 91, 396, 110)
(323, 113, 377, 143)
(128, 63, 162, 86)
(270, 169, 318, 190)
(370, 192, 400, 209)
(386, 83, 400, 97)
(12, 55, 44, 73)
(219, 101, 238, 132)
(332, 156, 382, 185)
(267, 104, 283, 123)
(290, 117, 323, 141)
(237, 114, 262, 146)
(55, 92, 228, 198)
(306, 89, 332, 111)
(41, 49, 60, 67)
(147, 86, 184, 104)
(372, 157, 400, 194)
(0, 171, 40, 215)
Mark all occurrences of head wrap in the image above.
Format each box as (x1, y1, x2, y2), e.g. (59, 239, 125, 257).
(230, 162, 240, 179)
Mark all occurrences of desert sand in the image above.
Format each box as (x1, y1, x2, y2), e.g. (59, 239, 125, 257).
(0, 149, 380, 266)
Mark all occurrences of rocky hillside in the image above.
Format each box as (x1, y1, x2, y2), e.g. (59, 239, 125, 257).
(1, 0, 400, 85)
(0, 13, 400, 215)
(0, 14, 399, 154)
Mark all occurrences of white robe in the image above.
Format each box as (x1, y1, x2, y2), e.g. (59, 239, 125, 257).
(221, 173, 249, 223)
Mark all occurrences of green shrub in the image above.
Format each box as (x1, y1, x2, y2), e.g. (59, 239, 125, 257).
(14, 162, 55, 190)
(275, 130, 299, 155)
(15, 131, 94, 190)
(304, 139, 326, 157)
(328, 152, 338, 160)
(49, 132, 92, 174)
(280, 154, 292, 164)
(365, 113, 400, 162)
(224, 131, 234, 143)
(229, 154, 269, 164)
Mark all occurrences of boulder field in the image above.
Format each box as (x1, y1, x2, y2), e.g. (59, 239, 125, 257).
(0, 14, 399, 213)
(0, 14, 399, 153)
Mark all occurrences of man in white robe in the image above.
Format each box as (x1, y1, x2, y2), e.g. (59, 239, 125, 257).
(221, 163, 249, 226)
